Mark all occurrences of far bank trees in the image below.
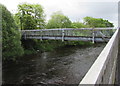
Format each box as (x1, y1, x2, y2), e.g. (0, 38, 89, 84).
(83, 17, 114, 28)
(15, 3, 46, 30)
(71, 22, 86, 28)
(46, 12, 72, 29)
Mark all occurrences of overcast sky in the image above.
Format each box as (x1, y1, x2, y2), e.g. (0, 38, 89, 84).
(0, 0, 119, 27)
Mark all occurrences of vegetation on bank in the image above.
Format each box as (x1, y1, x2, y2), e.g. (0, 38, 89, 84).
(1, 4, 24, 60)
(1, 3, 114, 60)
(22, 40, 93, 55)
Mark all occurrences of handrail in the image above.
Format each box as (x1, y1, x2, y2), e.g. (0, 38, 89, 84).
(21, 27, 115, 31)
(79, 28, 119, 85)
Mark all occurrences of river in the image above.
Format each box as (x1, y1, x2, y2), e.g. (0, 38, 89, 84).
(2, 43, 106, 85)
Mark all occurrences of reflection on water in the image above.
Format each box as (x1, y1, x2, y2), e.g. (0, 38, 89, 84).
(2, 44, 106, 85)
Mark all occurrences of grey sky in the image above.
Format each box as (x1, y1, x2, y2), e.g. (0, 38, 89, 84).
(0, 0, 119, 27)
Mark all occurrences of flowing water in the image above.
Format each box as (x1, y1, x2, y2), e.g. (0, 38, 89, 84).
(2, 43, 106, 85)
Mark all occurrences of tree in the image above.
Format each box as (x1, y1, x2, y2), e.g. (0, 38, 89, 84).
(83, 17, 114, 28)
(15, 3, 45, 30)
(46, 11, 72, 29)
(71, 22, 86, 28)
(1, 4, 24, 60)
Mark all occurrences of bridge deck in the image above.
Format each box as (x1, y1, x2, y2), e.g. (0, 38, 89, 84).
(26, 36, 110, 42)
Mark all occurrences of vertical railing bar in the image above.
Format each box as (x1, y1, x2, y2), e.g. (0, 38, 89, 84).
(62, 29, 64, 42)
(92, 28, 95, 43)
(41, 30, 42, 41)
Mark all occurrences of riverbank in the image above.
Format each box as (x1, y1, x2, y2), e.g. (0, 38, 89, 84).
(22, 40, 93, 56)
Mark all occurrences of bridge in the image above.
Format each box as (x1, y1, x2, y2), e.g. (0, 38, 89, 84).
(21, 28, 115, 43)
(21, 27, 120, 85)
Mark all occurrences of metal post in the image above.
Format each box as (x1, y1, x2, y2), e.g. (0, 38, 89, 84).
(41, 30, 42, 41)
(62, 29, 64, 42)
(92, 28, 95, 43)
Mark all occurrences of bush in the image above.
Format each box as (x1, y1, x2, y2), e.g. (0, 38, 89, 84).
(1, 4, 24, 60)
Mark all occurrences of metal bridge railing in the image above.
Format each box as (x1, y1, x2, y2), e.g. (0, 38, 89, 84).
(79, 28, 119, 85)
(21, 28, 114, 37)
(21, 28, 115, 43)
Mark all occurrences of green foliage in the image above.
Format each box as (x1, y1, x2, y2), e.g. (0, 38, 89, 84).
(23, 40, 92, 52)
(13, 13, 21, 30)
(39, 40, 66, 51)
(83, 16, 114, 28)
(71, 22, 86, 28)
(14, 3, 46, 57)
(24, 49, 36, 55)
(15, 3, 45, 30)
(64, 41, 93, 46)
(46, 11, 72, 29)
(22, 39, 66, 52)
(1, 4, 24, 60)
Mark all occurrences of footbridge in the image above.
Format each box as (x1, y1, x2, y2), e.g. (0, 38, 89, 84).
(21, 28, 115, 43)
(21, 27, 120, 85)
